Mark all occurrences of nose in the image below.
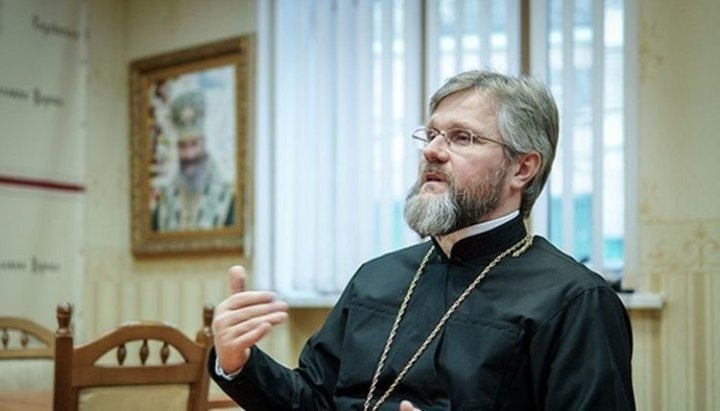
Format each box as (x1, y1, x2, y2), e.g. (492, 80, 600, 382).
(422, 135, 450, 163)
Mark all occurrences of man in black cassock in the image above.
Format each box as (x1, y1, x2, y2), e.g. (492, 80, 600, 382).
(208, 70, 636, 410)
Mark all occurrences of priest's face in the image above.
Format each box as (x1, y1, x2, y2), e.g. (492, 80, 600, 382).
(178, 136, 208, 177)
(404, 89, 512, 237)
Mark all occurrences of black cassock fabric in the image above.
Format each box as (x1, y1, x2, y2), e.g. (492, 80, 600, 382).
(210, 215, 636, 410)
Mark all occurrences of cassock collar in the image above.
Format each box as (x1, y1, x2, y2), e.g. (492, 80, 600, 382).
(431, 214, 528, 263)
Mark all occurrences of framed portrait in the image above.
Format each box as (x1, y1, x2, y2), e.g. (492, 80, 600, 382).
(129, 35, 252, 256)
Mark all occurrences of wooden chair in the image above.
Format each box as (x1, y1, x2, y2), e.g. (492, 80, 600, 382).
(0, 315, 56, 390)
(0, 316, 54, 359)
(53, 302, 215, 411)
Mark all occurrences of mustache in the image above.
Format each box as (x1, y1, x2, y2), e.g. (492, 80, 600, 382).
(179, 153, 208, 169)
(406, 164, 453, 203)
(420, 163, 452, 182)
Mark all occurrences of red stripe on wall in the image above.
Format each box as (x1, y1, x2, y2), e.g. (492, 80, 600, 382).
(0, 175, 85, 193)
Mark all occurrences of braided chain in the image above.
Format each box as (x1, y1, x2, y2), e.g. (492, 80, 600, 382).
(363, 234, 533, 411)
(363, 246, 435, 411)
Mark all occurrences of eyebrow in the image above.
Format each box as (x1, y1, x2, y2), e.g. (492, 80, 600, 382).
(427, 122, 491, 139)
(426, 118, 476, 129)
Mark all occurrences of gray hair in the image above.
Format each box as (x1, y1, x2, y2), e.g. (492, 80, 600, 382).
(428, 70, 559, 218)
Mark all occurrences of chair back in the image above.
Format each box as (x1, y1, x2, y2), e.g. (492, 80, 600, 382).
(0, 316, 54, 359)
(53, 303, 214, 411)
(0, 316, 55, 390)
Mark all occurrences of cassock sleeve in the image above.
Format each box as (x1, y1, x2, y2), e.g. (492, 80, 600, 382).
(530, 286, 636, 410)
(208, 281, 352, 410)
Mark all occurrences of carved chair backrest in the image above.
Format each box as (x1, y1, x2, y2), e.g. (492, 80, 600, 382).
(0, 316, 55, 359)
(53, 303, 214, 411)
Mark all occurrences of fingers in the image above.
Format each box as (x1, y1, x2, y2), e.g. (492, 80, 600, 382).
(221, 297, 289, 321)
(214, 292, 289, 339)
(213, 265, 290, 374)
(228, 265, 246, 294)
(225, 316, 285, 349)
(223, 290, 280, 311)
(215, 302, 289, 337)
(399, 400, 421, 411)
(214, 309, 288, 375)
(215, 321, 275, 375)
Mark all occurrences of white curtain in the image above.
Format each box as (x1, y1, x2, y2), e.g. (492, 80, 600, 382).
(531, 0, 629, 274)
(254, 0, 423, 302)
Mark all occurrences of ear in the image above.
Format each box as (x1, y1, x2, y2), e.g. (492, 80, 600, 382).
(509, 152, 541, 190)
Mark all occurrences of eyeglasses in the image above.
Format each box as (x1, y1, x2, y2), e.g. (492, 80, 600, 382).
(411, 127, 516, 154)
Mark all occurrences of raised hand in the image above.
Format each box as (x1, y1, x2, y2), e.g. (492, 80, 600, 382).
(212, 265, 289, 375)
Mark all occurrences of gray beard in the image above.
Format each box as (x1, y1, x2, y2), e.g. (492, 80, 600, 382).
(178, 155, 210, 196)
(403, 164, 508, 237)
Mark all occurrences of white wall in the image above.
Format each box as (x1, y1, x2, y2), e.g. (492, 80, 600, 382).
(83, 0, 256, 340)
(630, 1, 720, 409)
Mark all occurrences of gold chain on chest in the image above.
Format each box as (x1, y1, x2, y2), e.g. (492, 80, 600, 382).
(363, 234, 534, 411)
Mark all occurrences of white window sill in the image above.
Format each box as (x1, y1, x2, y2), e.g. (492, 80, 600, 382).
(283, 292, 666, 310)
(617, 292, 665, 310)
(282, 294, 339, 308)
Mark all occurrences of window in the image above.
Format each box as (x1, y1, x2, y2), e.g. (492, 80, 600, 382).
(255, 0, 633, 303)
(531, 0, 629, 279)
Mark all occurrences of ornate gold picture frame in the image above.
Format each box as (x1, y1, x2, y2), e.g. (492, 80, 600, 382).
(129, 36, 252, 256)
